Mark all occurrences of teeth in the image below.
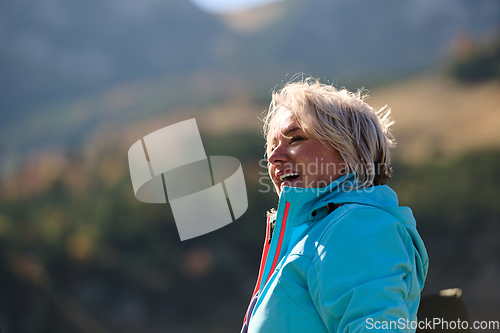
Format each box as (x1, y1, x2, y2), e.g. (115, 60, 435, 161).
(279, 172, 300, 182)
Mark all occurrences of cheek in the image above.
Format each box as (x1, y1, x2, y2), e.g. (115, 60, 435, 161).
(295, 150, 318, 165)
(298, 149, 341, 176)
(289, 145, 311, 160)
(268, 165, 276, 181)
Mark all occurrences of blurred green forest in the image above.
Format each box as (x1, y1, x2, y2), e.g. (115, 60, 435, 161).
(449, 35, 500, 83)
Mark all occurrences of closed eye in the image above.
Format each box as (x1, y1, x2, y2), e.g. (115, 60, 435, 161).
(269, 134, 306, 153)
(289, 136, 306, 143)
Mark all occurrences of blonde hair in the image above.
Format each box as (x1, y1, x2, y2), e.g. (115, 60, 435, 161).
(263, 77, 395, 189)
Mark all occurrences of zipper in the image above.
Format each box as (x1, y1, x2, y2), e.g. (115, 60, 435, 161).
(267, 219, 275, 244)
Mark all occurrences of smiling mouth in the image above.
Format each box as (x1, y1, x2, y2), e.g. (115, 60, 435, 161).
(279, 172, 301, 183)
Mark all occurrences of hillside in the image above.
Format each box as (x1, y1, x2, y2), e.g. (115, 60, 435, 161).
(370, 74, 500, 162)
(2, 0, 499, 140)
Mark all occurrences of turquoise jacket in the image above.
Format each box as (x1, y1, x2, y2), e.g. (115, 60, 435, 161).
(242, 175, 428, 333)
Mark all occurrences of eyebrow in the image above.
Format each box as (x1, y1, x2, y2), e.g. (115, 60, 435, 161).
(282, 126, 302, 137)
(270, 125, 303, 147)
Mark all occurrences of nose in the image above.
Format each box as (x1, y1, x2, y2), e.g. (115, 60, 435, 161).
(268, 141, 289, 166)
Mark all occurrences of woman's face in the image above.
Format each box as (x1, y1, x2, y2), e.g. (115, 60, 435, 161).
(268, 110, 345, 195)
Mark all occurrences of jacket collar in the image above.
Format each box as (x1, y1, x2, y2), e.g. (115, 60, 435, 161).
(275, 173, 400, 227)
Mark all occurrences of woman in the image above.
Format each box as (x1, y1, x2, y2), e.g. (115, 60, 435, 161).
(241, 78, 428, 332)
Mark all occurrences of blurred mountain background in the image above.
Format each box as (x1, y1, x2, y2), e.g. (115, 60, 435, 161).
(1, 0, 500, 332)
